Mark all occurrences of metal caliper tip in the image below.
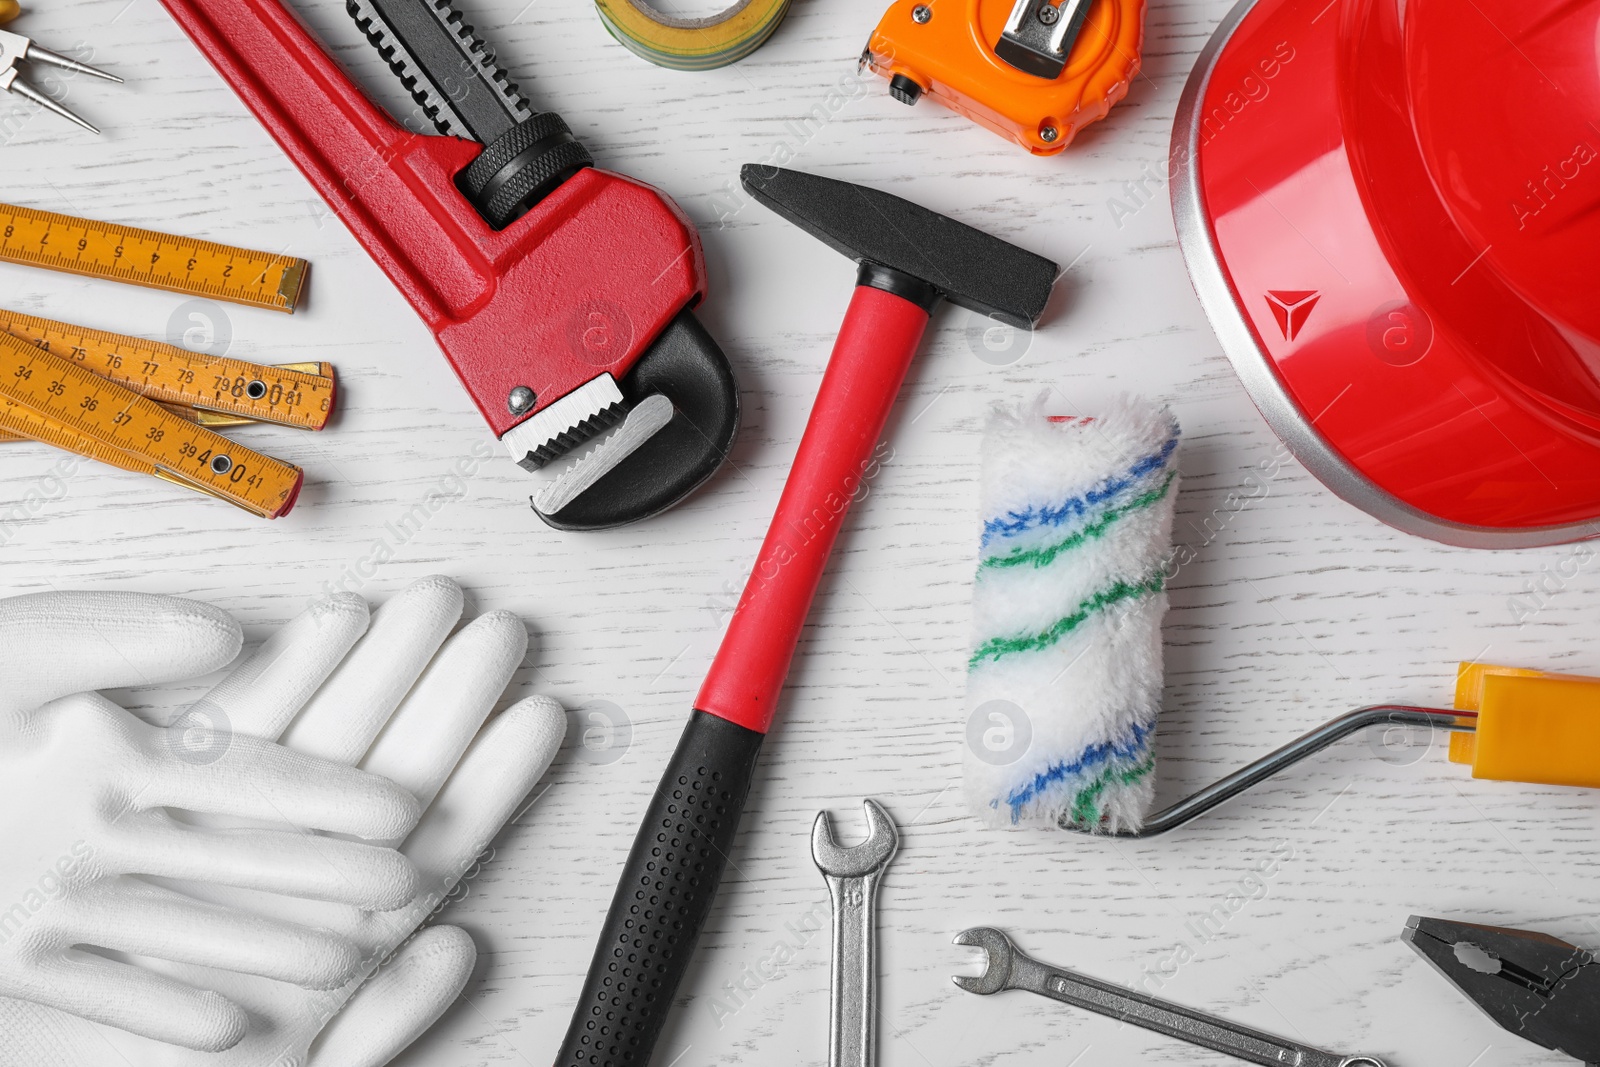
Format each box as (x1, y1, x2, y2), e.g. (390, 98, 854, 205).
(810, 798, 898, 879)
(951, 927, 1015, 995)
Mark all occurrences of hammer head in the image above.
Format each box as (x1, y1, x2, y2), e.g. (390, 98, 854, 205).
(740, 165, 1058, 329)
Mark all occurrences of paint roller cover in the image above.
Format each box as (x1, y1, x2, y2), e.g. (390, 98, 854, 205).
(965, 398, 1180, 833)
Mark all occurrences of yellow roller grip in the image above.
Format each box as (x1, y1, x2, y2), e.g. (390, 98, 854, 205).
(0, 1, 21, 25)
(1450, 662, 1600, 788)
(595, 0, 790, 71)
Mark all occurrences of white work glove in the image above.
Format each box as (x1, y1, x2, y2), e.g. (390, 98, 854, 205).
(0, 591, 424, 1055)
(64, 575, 565, 1067)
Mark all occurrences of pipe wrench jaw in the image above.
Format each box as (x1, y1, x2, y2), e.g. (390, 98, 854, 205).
(529, 309, 739, 531)
(397, 156, 735, 529)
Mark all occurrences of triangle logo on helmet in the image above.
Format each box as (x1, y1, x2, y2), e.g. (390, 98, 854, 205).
(1264, 290, 1320, 341)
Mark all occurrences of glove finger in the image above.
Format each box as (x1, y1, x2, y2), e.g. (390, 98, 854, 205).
(306, 925, 476, 1067)
(104, 814, 419, 910)
(404, 696, 565, 900)
(362, 611, 527, 812)
(145, 731, 420, 841)
(200, 592, 369, 741)
(281, 576, 463, 765)
(65, 878, 363, 990)
(30, 951, 247, 1052)
(0, 591, 241, 716)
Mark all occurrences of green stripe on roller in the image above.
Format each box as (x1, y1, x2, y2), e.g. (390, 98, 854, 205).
(969, 570, 1166, 667)
(1068, 754, 1156, 826)
(980, 472, 1176, 574)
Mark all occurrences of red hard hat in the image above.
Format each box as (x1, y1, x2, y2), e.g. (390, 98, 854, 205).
(1173, 0, 1600, 547)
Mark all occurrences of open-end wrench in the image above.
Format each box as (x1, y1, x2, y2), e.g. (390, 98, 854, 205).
(814, 799, 900, 1067)
(954, 927, 1389, 1067)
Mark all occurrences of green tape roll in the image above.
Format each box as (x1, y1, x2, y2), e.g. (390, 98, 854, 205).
(595, 0, 791, 71)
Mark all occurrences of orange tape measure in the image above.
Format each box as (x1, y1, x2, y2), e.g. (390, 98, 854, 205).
(0, 309, 335, 430)
(0, 332, 304, 518)
(0, 202, 308, 312)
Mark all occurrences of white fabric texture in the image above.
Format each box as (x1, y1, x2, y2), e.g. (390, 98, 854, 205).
(0, 591, 422, 1055)
(965, 397, 1180, 833)
(0, 578, 566, 1067)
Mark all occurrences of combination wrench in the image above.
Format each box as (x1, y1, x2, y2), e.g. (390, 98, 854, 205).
(813, 799, 900, 1067)
(954, 927, 1389, 1067)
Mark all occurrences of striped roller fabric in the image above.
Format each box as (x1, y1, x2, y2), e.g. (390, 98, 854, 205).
(965, 398, 1180, 833)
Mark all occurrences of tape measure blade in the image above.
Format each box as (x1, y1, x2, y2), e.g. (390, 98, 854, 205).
(0, 334, 302, 518)
(0, 203, 309, 313)
(0, 309, 336, 431)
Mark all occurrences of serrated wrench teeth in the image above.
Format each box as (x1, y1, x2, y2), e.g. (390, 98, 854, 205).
(532, 393, 674, 517)
(345, 0, 530, 141)
(501, 373, 625, 472)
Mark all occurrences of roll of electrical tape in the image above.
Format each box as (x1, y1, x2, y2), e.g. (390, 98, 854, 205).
(595, 0, 791, 71)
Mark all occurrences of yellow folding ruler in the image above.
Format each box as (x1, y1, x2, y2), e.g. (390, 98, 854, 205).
(0, 201, 308, 312)
(0, 311, 336, 518)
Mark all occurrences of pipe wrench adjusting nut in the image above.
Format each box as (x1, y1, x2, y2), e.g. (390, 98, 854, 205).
(460, 112, 594, 230)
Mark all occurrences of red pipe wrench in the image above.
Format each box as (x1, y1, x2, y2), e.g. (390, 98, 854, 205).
(157, 0, 738, 530)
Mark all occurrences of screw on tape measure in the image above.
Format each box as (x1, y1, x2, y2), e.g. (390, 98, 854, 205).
(0, 202, 308, 312)
(595, 0, 791, 70)
(0, 309, 335, 430)
(0, 332, 303, 517)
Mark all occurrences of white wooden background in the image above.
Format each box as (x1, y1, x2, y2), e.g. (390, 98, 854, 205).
(3, 0, 1597, 1063)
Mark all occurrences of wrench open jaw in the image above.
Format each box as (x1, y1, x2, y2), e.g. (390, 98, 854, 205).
(951, 926, 1018, 996)
(812, 798, 900, 877)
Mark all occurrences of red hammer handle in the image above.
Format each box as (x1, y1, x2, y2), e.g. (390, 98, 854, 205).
(695, 284, 931, 734)
(555, 284, 930, 1067)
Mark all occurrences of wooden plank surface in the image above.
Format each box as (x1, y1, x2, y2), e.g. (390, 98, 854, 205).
(1, 0, 1595, 1064)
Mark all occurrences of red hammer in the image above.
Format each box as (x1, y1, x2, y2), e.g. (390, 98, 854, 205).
(556, 166, 1058, 1067)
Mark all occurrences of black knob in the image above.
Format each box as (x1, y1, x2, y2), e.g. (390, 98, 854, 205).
(458, 112, 593, 230)
(889, 73, 923, 105)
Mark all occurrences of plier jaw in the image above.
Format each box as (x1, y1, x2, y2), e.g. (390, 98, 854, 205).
(1404, 915, 1600, 1064)
(0, 28, 120, 134)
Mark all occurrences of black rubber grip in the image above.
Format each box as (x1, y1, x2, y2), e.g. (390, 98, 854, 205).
(556, 710, 764, 1067)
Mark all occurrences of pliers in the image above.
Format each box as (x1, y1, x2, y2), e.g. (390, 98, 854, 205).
(0, 16, 120, 134)
(1405, 915, 1600, 1064)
